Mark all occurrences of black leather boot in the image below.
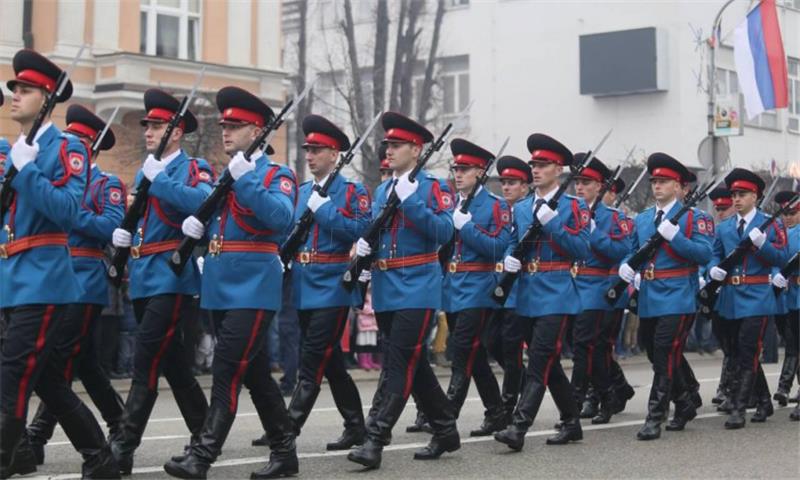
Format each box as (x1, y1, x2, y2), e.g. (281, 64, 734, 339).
(286, 380, 321, 435)
(637, 374, 671, 441)
(546, 378, 582, 445)
(1, 414, 28, 479)
(469, 408, 507, 437)
(468, 367, 506, 437)
(500, 363, 522, 425)
(591, 387, 620, 425)
(751, 367, 774, 423)
(365, 368, 396, 444)
(790, 403, 800, 421)
(405, 409, 432, 434)
(665, 391, 697, 431)
(610, 362, 635, 414)
(169, 382, 210, 464)
(773, 356, 797, 407)
(414, 388, 460, 460)
(250, 387, 298, 479)
(326, 376, 366, 450)
(6, 432, 37, 477)
(59, 402, 121, 479)
(86, 381, 126, 444)
(579, 386, 599, 419)
(111, 384, 158, 475)
(712, 356, 730, 405)
(26, 402, 57, 465)
(725, 369, 754, 430)
(494, 378, 546, 452)
(163, 405, 235, 479)
(348, 393, 406, 470)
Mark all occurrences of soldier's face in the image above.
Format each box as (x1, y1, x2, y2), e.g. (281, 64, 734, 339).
(10, 84, 46, 123)
(500, 179, 528, 205)
(715, 205, 736, 221)
(731, 190, 757, 213)
(530, 162, 561, 189)
(304, 146, 338, 177)
(575, 178, 601, 203)
(781, 209, 800, 228)
(221, 123, 259, 155)
(385, 142, 419, 173)
(143, 122, 182, 152)
(650, 178, 680, 203)
(452, 165, 481, 193)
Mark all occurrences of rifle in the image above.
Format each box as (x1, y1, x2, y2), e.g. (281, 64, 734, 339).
(774, 251, 800, 297)
(167, 79, 316, 275)
(591, 165, 622, 218)
(0, 45, 86, 218)
(107, 67, 206, 286)
(757, 175, 780, 210)
(279, 111, 382, 269)
(89, 107, 120, 160)
(491, 129, 612, 305)
(697, 193, 800, 313)
(438, 136, 510, 269)
(340, 117, 466, 292)
(614, 167, 647, 209)
(605, 178, 722, 304)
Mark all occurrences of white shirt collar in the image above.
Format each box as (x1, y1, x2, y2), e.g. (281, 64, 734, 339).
(33, 122, 53, 143)
(160, 148, 182, 166)
(655, 198, 677, 216)
(736, 208, 757, 229)
(534, 185, 557, 203)
(314, 173, 331, 188)
(459, 185, 482, 203)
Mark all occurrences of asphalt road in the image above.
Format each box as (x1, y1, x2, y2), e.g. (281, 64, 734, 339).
(24, 354, 800, 479)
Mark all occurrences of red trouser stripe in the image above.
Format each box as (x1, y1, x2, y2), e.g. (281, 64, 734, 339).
(148, 295, 183, 390)
(315, 307, 348, 385)
(543, 316, 569, 386)
(667, 315, 688, 380)
(64, 305, 94, 381)
(753, 316, 769, 373)
(403, 310, 432, 399)
(229, 310, 265, 413)
(16, 305, 55, 418)
(465, 310, 488, 378)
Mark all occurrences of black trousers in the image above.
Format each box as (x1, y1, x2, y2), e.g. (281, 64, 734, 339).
(298, 307, 351, 386)
(208, 309, 278, 413)
(735, 316, 771, 375)
(131, 294, 197, 391)
(486, 309, 524, 399)
(639, 314, 693, 394)
(572, 310, 614, 397)
(375, 309, 440, 399)
(521, 315, 572, 388)
(776, 311, 799, 357)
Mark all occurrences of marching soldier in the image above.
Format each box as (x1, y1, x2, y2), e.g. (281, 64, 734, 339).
(285, 114, 370, 451)
(771, 190, 799, 412)
(26, 105, 126, 465)
(618, 153, 713, 440)
(571, 154, 634, 425)
(1, 49, 119, 478)
(494, 134, 591, 451)
(483, 156, 531, 428)
(110, 89, 212, 474)
(441, 139, 511, 437)
(163, 86, 299, 479)
(0, 90, 8, 167)
(709, 169, 788, 429)
(348, 112, 459, 469)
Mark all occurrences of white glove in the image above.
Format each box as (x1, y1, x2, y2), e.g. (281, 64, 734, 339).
(709, 266, 727, 281)
(359, 269, 372, 283)
(453, 210, 472, 230)
(307, 190, 330, 213)
(228, 151, 255, 181)
(196, 256, 204, 275)
(182, 215, 205, 239)
(535, 203, 557, 225)
(748, 227, 766, 249)
(395, 173, 419, 202)
(590, 219, 597, 233)
(356, 238, 372, 257)
(503, 255, 521, 273)
(698, 275, 707, 289)
(634, 272, 642, 291)
(10, 135, 39, 171)
(619, 262, 635, 283)
(112, 228, 132, 248)
(657, 220, 679, 242)
(142, 154, 166, 181)
(772, 273, 788, 289)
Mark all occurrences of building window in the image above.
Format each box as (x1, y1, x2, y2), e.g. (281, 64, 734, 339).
(788, 58, 799, 133)
(140, 0, 201, 61)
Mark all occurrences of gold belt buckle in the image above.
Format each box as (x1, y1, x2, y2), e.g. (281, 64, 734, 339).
(527, 259, 539, 274)
(448, 261, 458, 273)
(730, 275, 741, 286)
(570, 263, 579, 278)
(208, 236, 221, 256)
(795, 277, 800, 286)
(643, 267, 655, 281)
(0, 244, 7, 259)
(298, 251, 311, 264)
(495, 262, 504, 273)
(130, 245, 141, 259)
(377, 259, 388, 271)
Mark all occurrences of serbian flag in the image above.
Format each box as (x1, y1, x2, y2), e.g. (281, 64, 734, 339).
(733, 0, 788, 119)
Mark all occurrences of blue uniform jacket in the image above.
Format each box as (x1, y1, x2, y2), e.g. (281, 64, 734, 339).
(784, 224, 799, 312)
(69, 163, 125, 306)
(712, 210, 789, 319)
(576, 202, 634, 311)
(128, 150, 213, 300)
(625, 202, 713, 318)
(201, 154, 297, 311)
(371, 170, 454, 312)
(0, 138, 9, 176)
(442, 187, 510, 312)
(1, 125, 87, 307)
(291, 174, 370, 310)
(508, 194, 591, 317)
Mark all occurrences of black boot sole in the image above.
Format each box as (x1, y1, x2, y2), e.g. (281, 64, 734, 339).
(493, 432, 524, 452)
(163, 460, 208, 479)
(346, 451, 380, 469)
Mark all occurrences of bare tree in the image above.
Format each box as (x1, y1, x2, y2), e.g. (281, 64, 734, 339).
(292, 0, 313, 182)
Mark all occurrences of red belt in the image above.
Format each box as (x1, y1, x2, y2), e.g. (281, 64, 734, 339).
(70, 247, 105, 259)
(725, 274, 771, 286)
(577, 266, 614, 277)
(131, 240, 180, 259)
(642, 266, 698, 281)
(295, 251, 351, 264)
(208, 240, 278, 256)
(525, 260, 575, 275)
(447, 261, 501, 273)
(375, 252, 438, 271)
(0, 233, 69, 259)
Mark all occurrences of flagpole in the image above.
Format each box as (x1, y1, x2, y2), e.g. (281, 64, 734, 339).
(707, 0, 739, 179)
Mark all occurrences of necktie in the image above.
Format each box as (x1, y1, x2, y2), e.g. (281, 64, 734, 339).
(738, 218, 746, 237)
(654, 210, 664, 226)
